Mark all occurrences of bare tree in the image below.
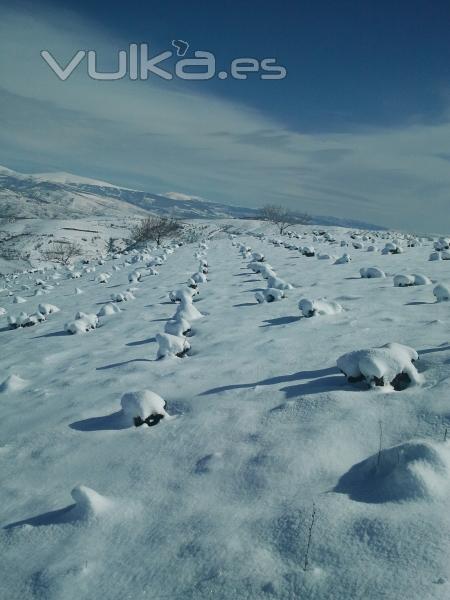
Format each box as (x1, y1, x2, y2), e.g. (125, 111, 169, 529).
(41, 241, 82, 265)
(131, 215, 182, 246)
(259, 204, 311, 235)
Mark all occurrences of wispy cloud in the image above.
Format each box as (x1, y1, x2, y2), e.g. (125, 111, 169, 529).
(0, 4, 449, 232)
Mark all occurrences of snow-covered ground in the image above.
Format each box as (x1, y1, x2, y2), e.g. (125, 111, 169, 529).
(1, 220, 450, 600)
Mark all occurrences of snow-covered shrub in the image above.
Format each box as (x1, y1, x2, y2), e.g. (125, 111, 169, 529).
(96, 273, 111, 284)
(352, 241, 364, 250)
(433, 283, 450, 302)
(120, 390, 168, 427)
(382, 243, 403, 255)
(71, 272, 82, 279)
(429, 251, 441, 261)
(394, 274, 415, 287)
(111, 291, 135, 302)
(169, 288, 197, 303)
(148, 267, 159, 276)
(366, 245, 377, 252)
(337, 342, 422, 390)
(37, 303, 60, 315)
(434, 237, 450, 251)
(174, 300, 203, 321)
(64, 313, 98, 334)
(255, 288, 286, 303)
(97, 303, 121, 317)
(191, 271, 207, 284)
(12, 296, 26, 304)
(156, 333, 190, 359)
(164, 317, 191, 337)
(317, 253, 333, 260)
(251, 252, 264, 262)
(360, 267, 385, 279)
(267, 275, 293, 290)
(8, 311, 46, 329)
(442, 251, 450, 261)
(128, 270, 142, 283)
(298, 298, 343, 317)
(301, 246, 315, 257)
(74, 287, 84, 295)
(334, 254, 351, 264)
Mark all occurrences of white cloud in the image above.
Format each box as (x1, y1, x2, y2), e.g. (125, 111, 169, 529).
(0, 4, 449, 232)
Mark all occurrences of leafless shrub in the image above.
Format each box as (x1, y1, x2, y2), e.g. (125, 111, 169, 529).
(259, 204, 311, 235)
(131, 215, 182, 246)
(41, 241, 82, 265)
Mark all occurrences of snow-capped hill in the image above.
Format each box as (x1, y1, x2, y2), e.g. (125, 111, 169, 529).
(30, 171, 117, 188)
(0, 165, 385, 229)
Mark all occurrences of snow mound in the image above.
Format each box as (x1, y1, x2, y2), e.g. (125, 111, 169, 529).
(70, 485, 114, 520)
(334, 441, 450, 503)
(120, 390, 168, 427)
(433, 283, 450, 302)
(299, 298, 343, 318)
(13, 296, 27, 304)
(337, 342, 422, 390)
(0, 374, 28, 393)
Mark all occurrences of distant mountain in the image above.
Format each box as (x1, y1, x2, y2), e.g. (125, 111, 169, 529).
(0, 166, 258, 221)
(0, 165, 384, 230)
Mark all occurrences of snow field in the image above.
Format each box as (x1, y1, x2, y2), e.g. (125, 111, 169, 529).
(1, 222, 450, 599)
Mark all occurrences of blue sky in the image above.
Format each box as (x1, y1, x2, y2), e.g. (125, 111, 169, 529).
(0, 0, 449, 231)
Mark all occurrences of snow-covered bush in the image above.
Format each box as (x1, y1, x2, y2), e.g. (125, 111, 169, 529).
(337, 342, 422, 390)
(251, 252, 264, 262)
(433, 283, 450, 302)
(267, 275, 293, 290)
(156, 333, 190, 359)
(111, 291, 135, 302)
(360, 267, 385, 279)
(255, 288, 286, 303)
(65, 312, 98, 334)
(191, 271, 207, 284)
(393, 274, 415, 287)
(164, 317, 191, 337)
(429, 251, 441, 261)
(334, 254, 351, 264)
(298, 298, 343, 317)
(8, 311, 46, 329)
(148, 267, 159, 276)
(434, 237, 450, 251)
(174, 300, 203, 321)
(301, 246, 315, 257)
(37, 303, 60, 316)
(366, 245, 377, 252)
(96, 273, 111, 284)
(97, 303, 121, 317)
(382, 242, 403, 255)
(169, 288, 197, 303)
(128, 270, 142, 283)
(442, 251, 450, 261)
(120, 390, 168, 427)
